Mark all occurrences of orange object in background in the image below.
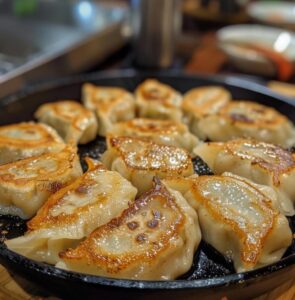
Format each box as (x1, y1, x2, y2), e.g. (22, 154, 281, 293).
(245, 44, 293, 81)
(185, 32, 227, 74)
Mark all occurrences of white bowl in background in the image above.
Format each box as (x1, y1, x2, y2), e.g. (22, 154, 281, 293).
(248, 1, 295, 30)
(217, 24, 295, 77)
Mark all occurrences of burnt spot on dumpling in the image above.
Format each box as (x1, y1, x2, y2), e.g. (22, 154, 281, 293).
(230, 113, 253, 124)
(75, 184, 91, 195)
(135, 233, 148, 243)
(147, 218, 159, 229)
(152, 210, 161, 220)
(127, 221, 139, 230)
(47, 181, 64, 193)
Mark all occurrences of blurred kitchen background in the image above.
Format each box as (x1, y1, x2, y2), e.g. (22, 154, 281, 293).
(1, 0, 295, 98)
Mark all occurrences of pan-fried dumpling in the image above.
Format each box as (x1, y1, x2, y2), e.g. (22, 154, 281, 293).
(82, 83, 135, 136)
(164, 173, 292, 272)
(0, 146, 82, 219)
(0, 122, 65, 164)
(101, 136, 194, 195)
(57, 178, 201, 280)
(5, 159, 137, 264)
(195, 101, 295, 147)
(35, 100, 98, 144)
(135, 79, 183, 121)
(110, 118, 199, 154)
(194, 139, 295, 216)
(182, 86, 231, 125)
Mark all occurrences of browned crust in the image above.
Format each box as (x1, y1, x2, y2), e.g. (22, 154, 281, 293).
(27, 159, 105, 231)
(0, 146, 77, 185)
(0, 123, 63, 147)
(224, 139, 295, 186)
(219, 101, 288, 128)
(191, 175, 278, 267)
(59, 178, 185, 274)
(83, 83, 132, 113)
(36, 100, 95, 131)
(108, 136, 193, 172)
(182, 86, 230, 116)
(118, 118, 186, 134)
(136, 79, 180, 107)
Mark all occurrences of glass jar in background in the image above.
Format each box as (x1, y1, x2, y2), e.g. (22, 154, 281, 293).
(131, 0, 182, 69)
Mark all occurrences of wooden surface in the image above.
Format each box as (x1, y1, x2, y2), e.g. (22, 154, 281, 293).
(0, 264, 294, 300)
(268, 81, 295, 98)
(0, 264, 57, 300)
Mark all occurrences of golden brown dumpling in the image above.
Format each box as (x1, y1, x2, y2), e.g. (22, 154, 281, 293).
(82, 83, 135, 136)
(0, 122, 65, 164)
(5, 159, 137, 264)
(110, 118, 199, 154)
(57, 178, 201, 280)
(194, 139, 295, 215)
(0, 146, 82, 219)
(135, 79, 183, 121)
(35, 100, 98, 144)
(182, 86, 231, 125)
(101, 136, 194, 195)
(164, 173, 292, 272)
(195, 101, 295, 147)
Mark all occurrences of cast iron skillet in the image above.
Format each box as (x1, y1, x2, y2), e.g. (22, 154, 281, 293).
(0, 70, 294, 300)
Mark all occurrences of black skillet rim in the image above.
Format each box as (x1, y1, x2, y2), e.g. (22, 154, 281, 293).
(0, 69, 294, 290)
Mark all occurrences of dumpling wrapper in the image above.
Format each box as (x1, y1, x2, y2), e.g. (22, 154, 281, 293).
(164, 173, 292, 272)
(0, 122, 65, 164)
(101, 136, 194, 195)
(35, 100, 98, 144)
(5, 159, 137, 264)
(0, 146, 82, 219)
(110, 118, 199, 155)
(182, 86, 231, 126)
(195, 101, 295, 147)
(194, 139, 295, 216)
(57, 178, 201, 280)
(135, 79, 183, 121)
(82, 83, 135, 137)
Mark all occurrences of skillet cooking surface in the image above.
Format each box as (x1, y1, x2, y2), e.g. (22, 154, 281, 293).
(0, 70, 294, 300)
